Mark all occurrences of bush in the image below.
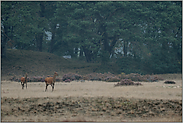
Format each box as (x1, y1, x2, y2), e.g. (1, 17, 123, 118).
(114, 79, 142, 87)
(119, 73, 164, 82)
(105, 76, 120, 82)
(84, 72, 121, 82)
(62, 72, 82, 82)
(55, 78, 62, 82)
(9, 72, 164, 83)
(164, 80, 176, 84)
(11, 75, 62, 82)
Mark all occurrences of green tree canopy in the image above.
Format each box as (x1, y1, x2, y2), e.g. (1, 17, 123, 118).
(1, 1, 182, 74)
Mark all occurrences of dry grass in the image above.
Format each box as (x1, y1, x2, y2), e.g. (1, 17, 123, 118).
(2, 115, 181, 122)
(1, 49, 182, 122)
(1, 78, 182, 122)
(1, 79, 182, 100)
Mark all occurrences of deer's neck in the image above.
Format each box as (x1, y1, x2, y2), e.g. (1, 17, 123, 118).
(25, 74, 27, 82)
(53, 74, 57, 81)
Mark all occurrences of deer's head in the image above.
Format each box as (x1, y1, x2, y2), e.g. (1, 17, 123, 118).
(54, 72, 58, 76)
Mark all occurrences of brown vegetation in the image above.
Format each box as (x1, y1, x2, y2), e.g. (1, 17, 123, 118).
(114, 79, 142, 87)
(164, 80, 176, 84)
(1, 78, 182, 122)
(1, 96, 182, 122)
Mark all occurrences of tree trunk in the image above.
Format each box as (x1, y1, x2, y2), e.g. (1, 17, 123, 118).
(1, 36, 7, 58)
(82, 46, 92, 62)
(123, 40, 128, 57)
(99, 23, 110, 64)
(79, 48, 84, 57)
(49, 31, 55, 53)
(1, 25, 10, 58)
(35, 2, 45, 52)
(36, 33, 43, 52)
(74, 48, 78, 57)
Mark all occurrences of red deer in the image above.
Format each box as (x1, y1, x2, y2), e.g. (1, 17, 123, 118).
(45, 72, 58, 91)
(20, 73, 28, 89)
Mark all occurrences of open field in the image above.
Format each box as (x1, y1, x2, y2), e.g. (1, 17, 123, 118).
(1, 78, 182, 122)
(1, 49, 182, 121)
(1, 80, 182, 100)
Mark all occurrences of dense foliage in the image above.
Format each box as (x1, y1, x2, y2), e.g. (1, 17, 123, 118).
(1, 1, 182, 74)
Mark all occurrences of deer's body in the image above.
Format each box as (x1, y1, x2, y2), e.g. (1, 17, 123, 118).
(21, 73, 27, 89)
(45, 72, 58, 91)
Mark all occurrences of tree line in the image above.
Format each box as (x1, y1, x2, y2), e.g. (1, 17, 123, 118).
(1, 1, 182, 74)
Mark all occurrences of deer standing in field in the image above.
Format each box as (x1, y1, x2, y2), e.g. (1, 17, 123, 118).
(45, 72, 58, 91)
(21, 73, 28, 89)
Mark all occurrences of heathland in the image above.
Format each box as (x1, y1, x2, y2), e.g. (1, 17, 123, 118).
(1, 49, 182, 122)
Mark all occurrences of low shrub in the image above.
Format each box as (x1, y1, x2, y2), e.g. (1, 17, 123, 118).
(9, 72, 164, 83)
(84, 72, 120, 82)
(55, 78, 62, 82)
(33, 76, 45, 82)
(62, 72, 82, 82)
(164, 80, 176, 84)
(84, 73, 103, 81)
(119, 73, 164, 82)
(105, 76, 120, 82)
(114, 79, 142, 87)
(64, 79, 71, 82)
(10, 76, 62, 82)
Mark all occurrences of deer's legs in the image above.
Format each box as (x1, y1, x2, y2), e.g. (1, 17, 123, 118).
(26, 82, 27, 89)
(45, 84, 48, 91)
(52, 83, 54, 91)
(21, 83, 24, 89)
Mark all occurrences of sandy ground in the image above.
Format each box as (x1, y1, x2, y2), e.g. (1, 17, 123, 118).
(1, 80, 182, 100)
(1, 79, 182, 122)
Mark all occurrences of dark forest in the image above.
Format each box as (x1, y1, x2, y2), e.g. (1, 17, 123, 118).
(1, 1, 182, 75)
